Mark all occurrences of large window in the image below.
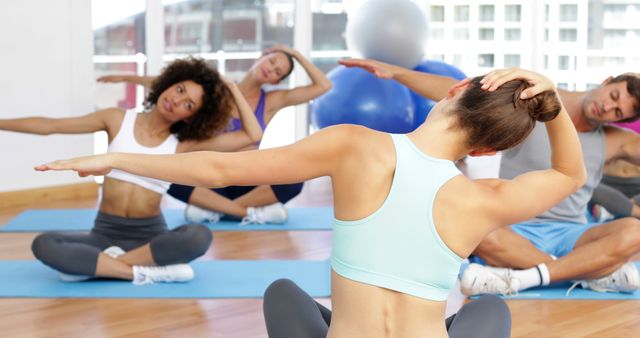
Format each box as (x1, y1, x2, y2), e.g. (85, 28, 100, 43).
(93, 0, 146, 111)
(164, 0, 294, 55)
(94, 0, 358, 152)
(93, 0, 640, 133)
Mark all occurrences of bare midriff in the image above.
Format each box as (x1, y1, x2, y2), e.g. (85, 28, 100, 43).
(98, 178, 163, 218)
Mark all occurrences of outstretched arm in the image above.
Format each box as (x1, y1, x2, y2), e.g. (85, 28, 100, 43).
(339, 58, 459, 101)
(475, 69, 587, 226)
(37, 124, 355, 188)
(0, 108, 121, 136)
(97, 75, 155, 88)
(267, 45, 333, 112)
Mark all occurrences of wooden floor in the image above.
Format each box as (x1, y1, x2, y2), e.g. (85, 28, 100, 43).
(1, 182, 639, 337)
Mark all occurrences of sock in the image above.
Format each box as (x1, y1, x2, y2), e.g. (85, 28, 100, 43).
(537, 263, 551, 285)
(511, 263, 550, 291)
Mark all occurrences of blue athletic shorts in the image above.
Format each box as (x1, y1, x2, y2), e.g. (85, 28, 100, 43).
(510, 221, 601, 258)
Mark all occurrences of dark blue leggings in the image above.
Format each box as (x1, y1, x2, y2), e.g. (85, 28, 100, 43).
(167, 183, 304, 205)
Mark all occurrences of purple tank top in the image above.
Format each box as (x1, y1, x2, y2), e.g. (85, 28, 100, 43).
(227, 89, 267, 132)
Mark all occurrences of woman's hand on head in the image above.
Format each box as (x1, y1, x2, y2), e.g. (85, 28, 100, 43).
(267, 44, 295, 56)
(35, 154, 113, 177)
(220, 75, 238, 89)
(480, 68, 556, 99)
(338, 58, 395, 79)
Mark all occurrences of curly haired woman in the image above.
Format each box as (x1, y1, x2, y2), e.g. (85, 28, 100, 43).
(1, 57, 262, 284)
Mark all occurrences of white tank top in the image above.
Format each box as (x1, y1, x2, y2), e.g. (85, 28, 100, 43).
(105, 110, 179, 194)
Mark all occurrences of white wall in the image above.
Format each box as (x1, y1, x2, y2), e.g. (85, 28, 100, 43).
(0, 0, 95, 192)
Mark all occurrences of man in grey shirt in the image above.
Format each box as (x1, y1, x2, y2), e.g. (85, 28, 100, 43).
(339, 58, 640, 295)
(459, 72, 640, 295)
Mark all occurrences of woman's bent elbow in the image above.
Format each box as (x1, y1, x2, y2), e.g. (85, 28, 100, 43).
(574, 166, 588, 188)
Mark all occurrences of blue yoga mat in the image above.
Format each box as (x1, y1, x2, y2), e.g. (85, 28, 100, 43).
(466, 262, 640, 300)
(0, 260, 331, 298)
(0, 207, 333, 232)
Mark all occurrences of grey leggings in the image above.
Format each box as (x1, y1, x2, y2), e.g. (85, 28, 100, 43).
(591, 183, 634, 217)
(263, 279, 511, 338)
(602, 175, 640, 198)
(31, 212, 212, 276)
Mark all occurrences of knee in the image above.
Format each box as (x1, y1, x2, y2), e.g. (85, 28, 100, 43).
(179, 224, 213, 258)
(31, 233, 58, 261)
(263, 279, 297, 312)
(615, 218, 640, 255)
(470, 295, 512, 338)
(476, 295, 511, 319)
(151, 225, 212, 264)
(476, 230, 508, 255)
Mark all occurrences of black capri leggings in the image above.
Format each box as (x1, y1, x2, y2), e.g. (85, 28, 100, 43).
(168, 183, 304, 205)
(263, 279, 511, 338)
(31, 212, 212, 276)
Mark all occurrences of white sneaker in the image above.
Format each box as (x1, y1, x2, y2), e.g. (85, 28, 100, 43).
(184, 204, 223, 224)
(59, 273, 93, 282)
(574, 262, 640, 293)
(241, 202, 288, 225)
(59, 246, 126, 282)
(459, 263, 521, 296)
(132, 264, 195, 285)
(103, 246, 126, 258)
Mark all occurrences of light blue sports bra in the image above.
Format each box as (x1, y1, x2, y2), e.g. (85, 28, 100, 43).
(331, 134, 464, 301)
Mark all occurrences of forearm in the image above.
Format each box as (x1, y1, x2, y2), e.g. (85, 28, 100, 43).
(121, 75, 155, 88)
(0, 117, 55, 135)
(545, 106, 587, 185)
(110, 152, 222, 188)
(229, 85, 263, 142)
(393, 68, 458, 101)
(292, 50, 332, 91)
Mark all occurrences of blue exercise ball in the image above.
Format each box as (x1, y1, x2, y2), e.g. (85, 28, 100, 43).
(411, 60, 467, 129)
(312, 66, 415, 133)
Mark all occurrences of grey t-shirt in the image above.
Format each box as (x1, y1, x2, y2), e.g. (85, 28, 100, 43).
(500, 122, 605, 224)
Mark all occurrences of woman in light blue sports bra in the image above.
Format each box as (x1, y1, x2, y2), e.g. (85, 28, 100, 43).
(39, 67, 586, 338)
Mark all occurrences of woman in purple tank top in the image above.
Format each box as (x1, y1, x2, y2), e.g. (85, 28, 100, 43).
(98, 45, 332, 224)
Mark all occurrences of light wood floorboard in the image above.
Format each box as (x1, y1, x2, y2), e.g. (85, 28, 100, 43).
(1, 187, 639, 337)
